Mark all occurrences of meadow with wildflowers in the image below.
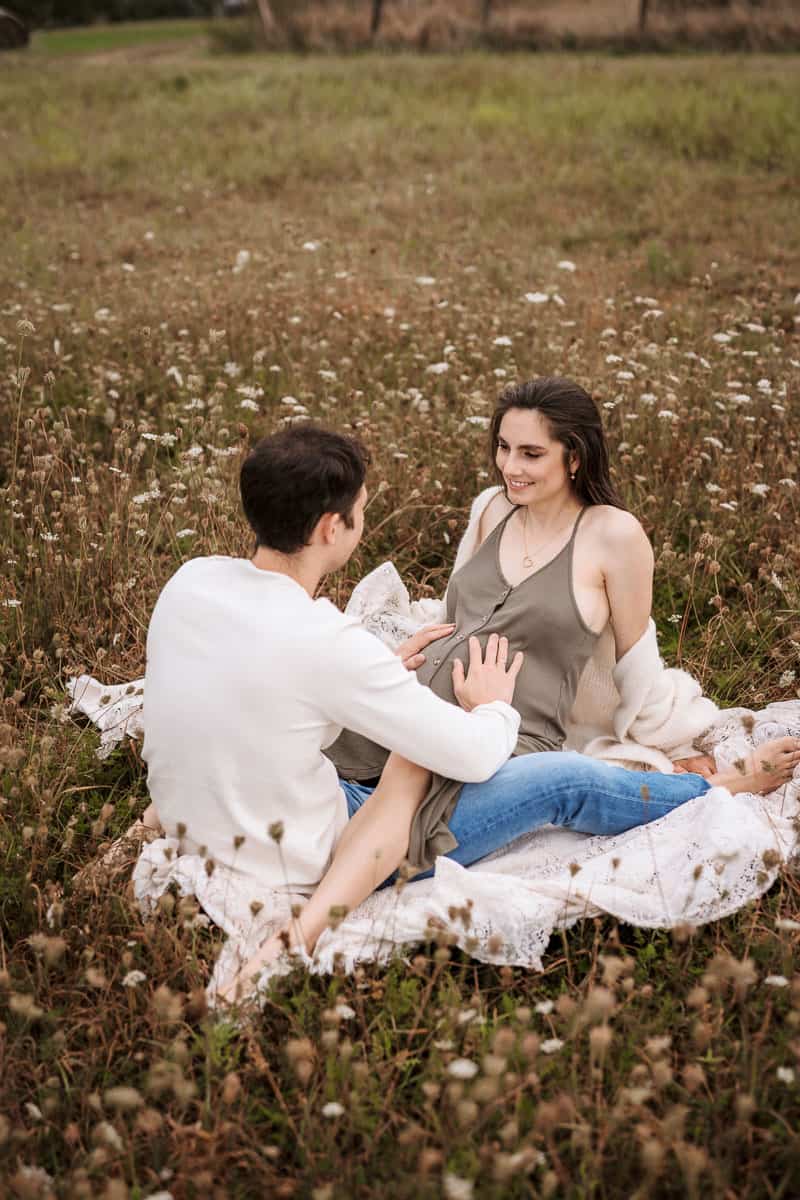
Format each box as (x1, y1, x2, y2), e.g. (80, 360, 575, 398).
(2, 45, 800, 1199)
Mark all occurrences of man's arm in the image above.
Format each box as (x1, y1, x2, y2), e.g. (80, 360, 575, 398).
(318, 619, 521, 783)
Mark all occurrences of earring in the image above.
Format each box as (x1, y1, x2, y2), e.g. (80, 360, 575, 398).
(570, 471, 577, 481)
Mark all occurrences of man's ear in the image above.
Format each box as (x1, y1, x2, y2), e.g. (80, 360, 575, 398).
(315, 511, 340, 546)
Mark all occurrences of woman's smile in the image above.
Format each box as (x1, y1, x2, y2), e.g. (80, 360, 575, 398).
(505, 477, 533, 492)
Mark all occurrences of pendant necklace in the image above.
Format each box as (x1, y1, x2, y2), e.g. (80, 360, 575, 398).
(521, 507, 576, 570)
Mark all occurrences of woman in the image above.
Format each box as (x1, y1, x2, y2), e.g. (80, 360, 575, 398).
(220, 378, 800, 1000)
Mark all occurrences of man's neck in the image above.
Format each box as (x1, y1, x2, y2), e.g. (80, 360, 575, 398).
(250, 545, 322, 597)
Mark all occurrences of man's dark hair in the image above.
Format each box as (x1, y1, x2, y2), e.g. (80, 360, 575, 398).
(240, 424, 370, 554)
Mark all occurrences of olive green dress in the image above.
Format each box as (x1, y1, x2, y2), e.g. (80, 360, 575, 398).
(327, 507, 601, 873)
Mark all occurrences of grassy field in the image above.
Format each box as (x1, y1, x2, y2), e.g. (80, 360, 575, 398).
(2, 39, 800, 1199)
(27, 18, 210, 57)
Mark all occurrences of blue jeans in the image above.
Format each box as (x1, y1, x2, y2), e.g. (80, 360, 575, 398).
(341, 751, 710, 881)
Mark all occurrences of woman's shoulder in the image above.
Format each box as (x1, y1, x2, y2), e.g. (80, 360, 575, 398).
(473, 485, 512, 543)
(581, 506, 653, 555)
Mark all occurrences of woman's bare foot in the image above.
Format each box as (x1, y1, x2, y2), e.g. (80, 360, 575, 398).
(709, 737, 800, 795)
(217, 928, 306, 1004)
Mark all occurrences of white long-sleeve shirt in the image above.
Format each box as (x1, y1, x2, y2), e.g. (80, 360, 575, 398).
(142, 557, 520, 890)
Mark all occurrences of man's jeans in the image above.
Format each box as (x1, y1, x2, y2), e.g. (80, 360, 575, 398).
(341, 751, 710, 881)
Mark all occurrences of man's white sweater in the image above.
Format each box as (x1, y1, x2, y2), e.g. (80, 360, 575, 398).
(142, 557, 520, 890)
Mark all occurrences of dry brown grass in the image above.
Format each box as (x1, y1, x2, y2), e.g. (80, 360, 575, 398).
(1, 46, 800, 1199)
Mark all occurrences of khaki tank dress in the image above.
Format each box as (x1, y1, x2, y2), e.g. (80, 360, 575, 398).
(326, 506, 600, 874)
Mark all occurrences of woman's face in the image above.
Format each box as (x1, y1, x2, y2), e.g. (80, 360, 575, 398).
(495, 408, 574, 504)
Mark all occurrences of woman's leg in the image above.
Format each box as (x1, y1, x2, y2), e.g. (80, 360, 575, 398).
(218, 755, 430, 1002)
(417, 737, 800, 876)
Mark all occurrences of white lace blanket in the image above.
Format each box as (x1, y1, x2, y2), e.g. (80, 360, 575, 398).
(131, 702, 799, 1001)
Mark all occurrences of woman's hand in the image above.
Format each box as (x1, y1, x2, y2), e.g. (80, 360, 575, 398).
(395, 624, 456, 672)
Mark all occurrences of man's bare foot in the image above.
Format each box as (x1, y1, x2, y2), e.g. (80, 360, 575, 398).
(142, 803, 162, 832)
(709, 737, 800, 796)
(217, 928, 306, 1005)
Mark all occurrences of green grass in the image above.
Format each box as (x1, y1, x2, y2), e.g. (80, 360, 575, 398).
(1, 45, 800, 1199)
(28, 17, 209, 56)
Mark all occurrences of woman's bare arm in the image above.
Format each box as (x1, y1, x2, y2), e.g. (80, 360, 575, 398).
(601, 509, 654, 660)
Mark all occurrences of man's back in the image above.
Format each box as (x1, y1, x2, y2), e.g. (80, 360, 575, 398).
(143, 556, 350, 890)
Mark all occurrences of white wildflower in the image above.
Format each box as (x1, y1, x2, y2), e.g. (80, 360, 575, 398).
(122, 970, 147, 988)
(750, 483, 770, 497)
(779, 671, 796, 688)
(2, 599, 21, 609)
(776, 918, 800, 931)
(175, 529, 196, 540)
(443, 1173, 474, 1200)
(302, 240, 321, 252)
(534, 1000, 554, 1015)
(493, 335, 512, 346)
(524, 291, 549, 304)
(334, 1002, 356, 1019)
(557, 259, 576, 272)
(223, 362, 241, 377)
(415, 275, 436, 286)
(764, 975, 789, 987)
(426, 362, 449, 375)
(493, 368, 507, 378)
(712, 332, 733, 344)
(233, 249, 251, 273)
(705, 483, 722, 494)
(703, 436, 724, 449)
(239, 399, 259, 411)
(322, 1101, 345, 1118)
(165, 366, 184, 387)
(94, 307, 112, 322)
(605, 354, 623, 365)
(776, 1067, 795, 1085)
(319, 369, 337, 382)
(657, 410, 677, 421)
(541, 1038, 564, 1054)
(447, 1058, 479, 1080)
(466, 416, 490, 429)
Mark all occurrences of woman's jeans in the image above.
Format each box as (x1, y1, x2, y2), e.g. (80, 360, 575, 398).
(341, 750, 710, 882)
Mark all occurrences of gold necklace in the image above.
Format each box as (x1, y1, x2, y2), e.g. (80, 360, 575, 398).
(521, 507, 577, 569)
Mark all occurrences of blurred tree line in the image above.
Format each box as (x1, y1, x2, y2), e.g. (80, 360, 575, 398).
(9, 0, 784, 33)
(10, 0, 214, 27)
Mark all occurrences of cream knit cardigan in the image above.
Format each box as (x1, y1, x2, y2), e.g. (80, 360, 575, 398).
(446, 487, 720, 770)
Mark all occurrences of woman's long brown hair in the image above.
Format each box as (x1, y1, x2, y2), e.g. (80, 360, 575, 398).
(489, 377, 627, 510)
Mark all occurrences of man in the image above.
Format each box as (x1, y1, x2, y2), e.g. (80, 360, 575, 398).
(142, 426, 524, 990)
(142, 424, 800, 1000)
